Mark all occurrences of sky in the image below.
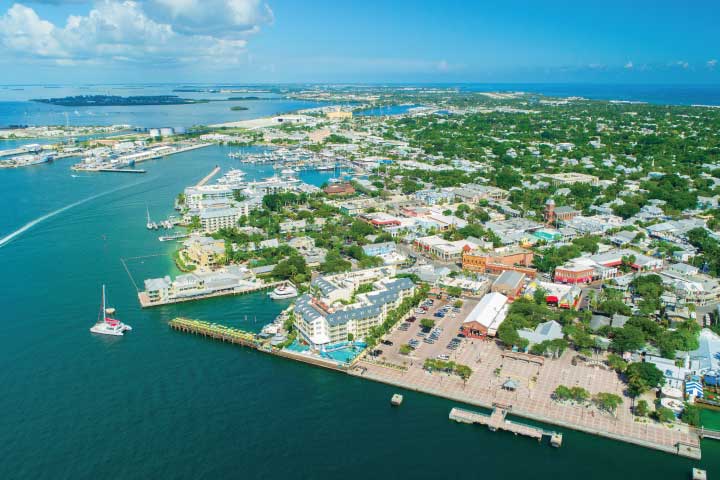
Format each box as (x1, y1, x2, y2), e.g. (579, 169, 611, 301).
(0, 0, 718, 84)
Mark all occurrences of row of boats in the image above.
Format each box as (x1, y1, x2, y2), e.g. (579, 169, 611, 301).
(146, 206, 178, 231)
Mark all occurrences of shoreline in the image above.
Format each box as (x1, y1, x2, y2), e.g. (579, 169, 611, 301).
(168, 317, 703, 459)
(350, 366, 702, 459)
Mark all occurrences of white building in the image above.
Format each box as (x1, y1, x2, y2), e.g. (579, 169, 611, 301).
(294, 273, 416, 348)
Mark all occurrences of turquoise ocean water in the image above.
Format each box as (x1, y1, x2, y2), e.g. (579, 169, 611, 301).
(1, 85, 720, 478)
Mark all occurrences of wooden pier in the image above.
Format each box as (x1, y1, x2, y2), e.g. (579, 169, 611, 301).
(449, 406, 562, 447)
(168, 317, 351, 373)
(169, 317, 260, 348)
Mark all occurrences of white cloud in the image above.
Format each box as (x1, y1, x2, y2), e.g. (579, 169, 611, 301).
(0, 0, 271, 66)
(707, 59, 718, 69)
(624, 61, 633, 69)
(144, 0, 273, 37)
(674, 60, 689, 69)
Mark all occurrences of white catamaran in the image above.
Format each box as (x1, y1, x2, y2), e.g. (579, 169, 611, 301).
(90, 285, 132, 336)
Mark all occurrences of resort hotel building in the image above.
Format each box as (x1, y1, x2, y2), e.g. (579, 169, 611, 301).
(292, 267, 416, 349)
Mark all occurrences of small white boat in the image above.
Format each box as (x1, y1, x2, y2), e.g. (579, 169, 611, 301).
(268, 283, 298, 300)
(90, 285, 132, 336)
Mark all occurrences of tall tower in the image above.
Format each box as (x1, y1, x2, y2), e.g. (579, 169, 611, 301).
(544, 198, 556, 225)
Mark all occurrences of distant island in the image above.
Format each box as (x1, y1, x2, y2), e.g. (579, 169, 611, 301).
(31, 95, 209, 106)
(227, 96, 263, 100)
(173, 88, 219, 93)
(230, 106, 249, 111)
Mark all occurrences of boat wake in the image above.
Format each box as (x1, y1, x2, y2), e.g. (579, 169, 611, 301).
(0, 180, 147, 248)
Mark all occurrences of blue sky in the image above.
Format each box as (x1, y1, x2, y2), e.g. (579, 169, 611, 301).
(0, 0, 718, 84)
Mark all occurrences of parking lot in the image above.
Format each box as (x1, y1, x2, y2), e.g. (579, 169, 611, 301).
(371, 295, 480, 367)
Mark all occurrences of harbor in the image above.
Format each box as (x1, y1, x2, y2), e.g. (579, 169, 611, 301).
(71, 142, 212, 172)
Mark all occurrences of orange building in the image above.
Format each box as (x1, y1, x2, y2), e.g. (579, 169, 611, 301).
(324, 183, 355, 196)
(462, 247, 536, 277)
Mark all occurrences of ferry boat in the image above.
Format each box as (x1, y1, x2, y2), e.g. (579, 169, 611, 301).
(90, 285, 132, 336)
(268, 283, 299, 300)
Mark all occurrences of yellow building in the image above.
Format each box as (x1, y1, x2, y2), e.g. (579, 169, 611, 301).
(183, 235, 226, 268)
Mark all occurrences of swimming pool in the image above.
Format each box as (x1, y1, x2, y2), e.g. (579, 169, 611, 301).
(321, 342, 367, 364)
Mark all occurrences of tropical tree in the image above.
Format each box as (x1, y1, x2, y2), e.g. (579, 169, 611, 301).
(593, 392, 623, 415)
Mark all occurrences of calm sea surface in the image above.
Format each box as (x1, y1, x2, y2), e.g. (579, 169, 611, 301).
(1, 85, 720, 479)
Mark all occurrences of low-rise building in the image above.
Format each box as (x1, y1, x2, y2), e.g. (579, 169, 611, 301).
(362, 242, 396, 257)
(198, 204, 249, 233)
(660, 263, 720, 306)
(540, 172, 599, 186)
(460, 292, 509, 338)
(462, 246, 535, 276)
(413, 235, 479, 262)
(491, 270, 526, 300)
(518, 320, 564, 346)
(324, 183, 355, 196)
(183, 235, 226, 268)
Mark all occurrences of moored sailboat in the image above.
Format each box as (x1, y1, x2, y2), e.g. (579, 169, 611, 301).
(90, 285, 132, 336)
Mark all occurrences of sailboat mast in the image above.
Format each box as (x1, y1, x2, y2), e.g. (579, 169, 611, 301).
(102, 284, 106, 318)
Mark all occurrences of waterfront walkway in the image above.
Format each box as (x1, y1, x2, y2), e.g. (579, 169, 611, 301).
(350, 340, 702, 459)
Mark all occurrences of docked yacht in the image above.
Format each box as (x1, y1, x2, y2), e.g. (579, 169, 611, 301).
(90, 285, 132, 336)
(268, 283, 299, 300)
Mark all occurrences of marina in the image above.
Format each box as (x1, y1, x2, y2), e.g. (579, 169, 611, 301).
(72, 142, 212, 172)
(229, 146, 351, 173)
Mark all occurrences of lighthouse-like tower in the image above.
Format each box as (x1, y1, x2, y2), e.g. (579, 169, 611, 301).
(544, 198, 556, 225)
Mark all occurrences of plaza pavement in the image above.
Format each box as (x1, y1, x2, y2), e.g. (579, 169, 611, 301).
(351, 297, 701, 458)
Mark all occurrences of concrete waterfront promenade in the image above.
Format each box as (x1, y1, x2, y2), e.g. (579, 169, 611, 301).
(170, 318, 701, 459)
(350, 349, 702, 459)
(169, 312, 702, 458)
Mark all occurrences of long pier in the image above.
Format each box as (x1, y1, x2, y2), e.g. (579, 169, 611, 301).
(169, 317, 260, 348)
(449, 406, 562, 447)
(138, 282, 281, 308)
(168, 317, 349, 372)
